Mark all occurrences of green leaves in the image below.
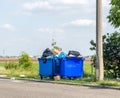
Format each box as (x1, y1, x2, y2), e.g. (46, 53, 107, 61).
(4, 62, 18, 70)
(90, 40, 96, 50)
(103, 32, 120, 78)
(19, 52, 32, 69)
(90, 32, 120, 78)
(107, 0, 120, 28)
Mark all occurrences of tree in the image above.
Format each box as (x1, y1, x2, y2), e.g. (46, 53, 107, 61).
(90, 32, 120, 78)
(51, 39, 57, 48)
(107, 0, 120, 28)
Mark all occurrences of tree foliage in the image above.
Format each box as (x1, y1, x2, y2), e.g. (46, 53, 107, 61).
(90, 32, 120, 78)
(107, 0, 120, 28)
(19, 52, 32, 69)
(51, 39, 57, 48)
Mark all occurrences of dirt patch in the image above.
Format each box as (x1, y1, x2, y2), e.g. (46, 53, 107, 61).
(0, 67, 5, 70)
(0, 57, 38, 63)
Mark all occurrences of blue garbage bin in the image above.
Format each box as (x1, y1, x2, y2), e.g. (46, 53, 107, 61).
(60, 57, 85, 78)
(38, 57, 60, 79)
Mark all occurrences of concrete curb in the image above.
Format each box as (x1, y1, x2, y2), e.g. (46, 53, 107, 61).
(0, 77, 120, 90)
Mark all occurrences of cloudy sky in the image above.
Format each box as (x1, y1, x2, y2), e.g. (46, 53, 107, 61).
(0, 0, 118, 56)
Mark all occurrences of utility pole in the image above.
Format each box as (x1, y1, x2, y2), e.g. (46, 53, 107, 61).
(3, 49, 5, 56)
(96, 0, 104, 80)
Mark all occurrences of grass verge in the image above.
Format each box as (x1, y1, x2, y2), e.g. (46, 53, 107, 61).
(0, 62, 120, 87)
(0, 63, 39, 79)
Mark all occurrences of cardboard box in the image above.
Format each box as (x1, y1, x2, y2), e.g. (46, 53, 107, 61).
(54, 75, 61, 81)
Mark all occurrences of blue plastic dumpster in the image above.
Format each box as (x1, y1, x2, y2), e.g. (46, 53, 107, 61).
(38, 57, 60, 79)
(60, 57, 85, 78)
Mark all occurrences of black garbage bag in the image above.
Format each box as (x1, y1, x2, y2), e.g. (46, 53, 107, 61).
(41, 48, 55, 63)
(68, 50, 81, 57)
(41, 48, 54, 58)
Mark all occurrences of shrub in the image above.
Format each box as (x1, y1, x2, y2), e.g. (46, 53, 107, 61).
(19, 52, 32, 69)
(5, 62, 18, 70)
(90, 32, 120, 78)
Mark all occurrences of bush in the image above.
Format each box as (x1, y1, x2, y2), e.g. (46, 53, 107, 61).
(90, 32, 120, 78)
(5, 62, 18, 70)
(19, 52, 32, 69)
(91, 55, 96, 67)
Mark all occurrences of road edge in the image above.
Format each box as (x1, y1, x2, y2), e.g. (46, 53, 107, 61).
(0, 77, 120, 90)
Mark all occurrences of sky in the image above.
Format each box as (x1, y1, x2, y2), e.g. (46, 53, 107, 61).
(0, 0, 119, 57)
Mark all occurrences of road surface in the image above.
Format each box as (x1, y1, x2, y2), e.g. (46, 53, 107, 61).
(0, 79, 119, 98)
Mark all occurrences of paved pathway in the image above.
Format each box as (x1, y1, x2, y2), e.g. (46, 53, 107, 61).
(0, 79, 119, 98)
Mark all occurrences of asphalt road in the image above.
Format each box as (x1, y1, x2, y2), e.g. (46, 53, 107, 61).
(0, 79, 119, 98)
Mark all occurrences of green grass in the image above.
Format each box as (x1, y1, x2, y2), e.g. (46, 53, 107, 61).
(0, 62, 93, 78)
(0, 63, 6, 67)
(0, 62, 39, 78)
(98, 79, 120, 87)
(0, 62, 120, 87)
(84, 64, 95, 77)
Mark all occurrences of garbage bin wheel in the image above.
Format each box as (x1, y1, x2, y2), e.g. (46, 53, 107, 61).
(49, 76, 53, 80)
(40, 75, 43, 80)
(68, 77, 74, 80)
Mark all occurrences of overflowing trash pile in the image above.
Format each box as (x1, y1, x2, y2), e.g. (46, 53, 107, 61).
(38, 47, 85, 81)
